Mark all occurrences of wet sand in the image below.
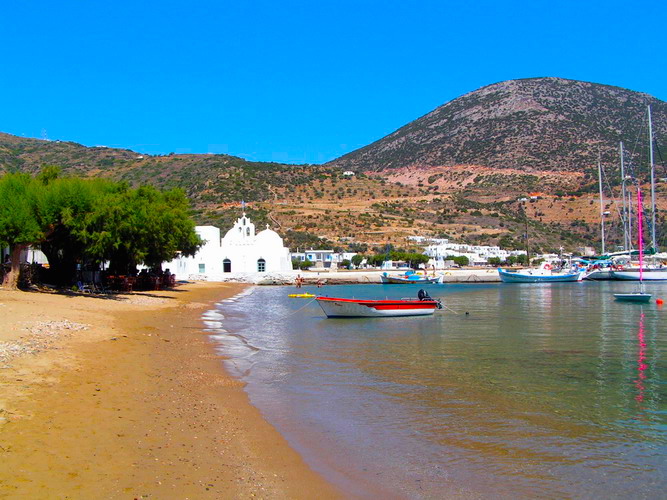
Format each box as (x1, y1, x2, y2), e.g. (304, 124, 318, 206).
(0, 283, 341, 499)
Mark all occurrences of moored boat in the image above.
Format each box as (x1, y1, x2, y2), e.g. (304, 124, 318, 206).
(380, 271, 443, 284)
(614, 188, 652, 302)
(583, 268, 614, 280)
(610, 268, 667, 281)
(498, 265, 585, 283)
(613, 292, 653, 303)
(316, 290, 442, 318)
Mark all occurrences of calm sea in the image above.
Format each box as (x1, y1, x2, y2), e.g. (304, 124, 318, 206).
(205, 282, 666, 499)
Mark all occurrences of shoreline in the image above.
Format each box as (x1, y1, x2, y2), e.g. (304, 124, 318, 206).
(0, 283, 341, 498)
(184, 269, 502, 285)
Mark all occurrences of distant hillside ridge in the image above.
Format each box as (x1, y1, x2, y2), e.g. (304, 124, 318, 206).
(328, 77, 667, 173)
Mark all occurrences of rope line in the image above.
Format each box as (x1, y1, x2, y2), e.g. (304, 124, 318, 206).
(277, 297, 319, 320)
(442, 304, 460, 315)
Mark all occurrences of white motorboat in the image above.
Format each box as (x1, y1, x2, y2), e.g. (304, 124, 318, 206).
(316, 290, 442, 318)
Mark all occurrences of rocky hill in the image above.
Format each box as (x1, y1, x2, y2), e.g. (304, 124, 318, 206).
(1, 77, 665, 254)
(329, 77, 667, 175)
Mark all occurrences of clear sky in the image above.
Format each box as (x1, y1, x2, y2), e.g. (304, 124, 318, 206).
(1, 1, 664, 164)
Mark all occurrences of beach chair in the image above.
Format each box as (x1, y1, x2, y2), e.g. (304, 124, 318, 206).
(91, 281, 112, 295)
(76, 281, 94, 293)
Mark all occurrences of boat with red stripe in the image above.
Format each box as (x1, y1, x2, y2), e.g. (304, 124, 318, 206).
(316, 290, 443, 318)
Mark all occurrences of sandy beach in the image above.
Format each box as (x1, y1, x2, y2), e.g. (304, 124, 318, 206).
(0, 283, 341, 499)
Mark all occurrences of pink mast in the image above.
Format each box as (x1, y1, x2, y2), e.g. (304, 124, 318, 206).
(638, 188, 644, 283)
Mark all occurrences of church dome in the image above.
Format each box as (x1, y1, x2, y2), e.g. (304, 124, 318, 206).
(255, 227, 284, 247)
(221, 213, 256, 244)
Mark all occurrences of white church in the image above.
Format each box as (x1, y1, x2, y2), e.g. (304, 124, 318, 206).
(166, 213, 293, 280)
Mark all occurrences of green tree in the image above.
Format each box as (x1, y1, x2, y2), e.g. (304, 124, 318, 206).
(298, 259, 313, 270)
(447, 255, 469, 267)
(1, 170, 202, 288)
(488, 257, 502, 266)
(351, 254, 364, 267)
(454, 256, 469, 267)
(77, 185, 201, 275)
(39, 177, 120, 285)
(411, 254, 430, 268)
(366, 254, 386, 267)
(0, 174, 44, 289)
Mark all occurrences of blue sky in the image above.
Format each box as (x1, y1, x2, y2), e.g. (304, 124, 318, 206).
(1, 1, 664, 164)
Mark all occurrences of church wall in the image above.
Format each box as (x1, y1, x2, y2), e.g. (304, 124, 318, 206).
(165, 217, 293, 280)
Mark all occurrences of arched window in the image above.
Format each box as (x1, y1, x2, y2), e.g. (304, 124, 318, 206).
(246, 227, 250, 236)
(257, 258, 266, 272)
(223, 259, 231, 273)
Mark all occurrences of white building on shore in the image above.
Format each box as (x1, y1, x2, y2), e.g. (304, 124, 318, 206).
(291, 249, 357, 269)
(408, 236, 526, 267)
(166, 214, 293, 280)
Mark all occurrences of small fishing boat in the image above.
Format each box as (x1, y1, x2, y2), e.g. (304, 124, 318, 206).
(613, 291, 652, 303)
(380, 271, 443, 284)
(498, 264, 585, 283)
(316, 290, 442, 318)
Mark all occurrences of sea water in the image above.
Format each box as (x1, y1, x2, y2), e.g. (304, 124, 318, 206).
(207, 282, 667, 499)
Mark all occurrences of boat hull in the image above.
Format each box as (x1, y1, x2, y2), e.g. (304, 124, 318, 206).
(611, 270, 667, 281)
(584, 269, 613, 280)
(316, 297, 439, 318)
(380, 275, 442, 284)
(498, 268, 585, 283)
(614, 293, 653, 303)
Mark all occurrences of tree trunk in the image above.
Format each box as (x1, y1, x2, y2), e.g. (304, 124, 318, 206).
(40, 243, 78, 287)
(1, 244, 26, 290)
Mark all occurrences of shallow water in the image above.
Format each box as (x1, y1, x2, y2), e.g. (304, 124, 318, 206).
(209, 282, 667, 499)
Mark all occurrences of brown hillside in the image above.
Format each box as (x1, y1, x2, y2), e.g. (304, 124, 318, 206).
(329, 77, 667, 175)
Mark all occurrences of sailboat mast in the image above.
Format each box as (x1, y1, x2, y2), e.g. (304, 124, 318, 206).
(638, 188, 644, 285)
(524, 216, 530, 265)
(598, 157, 606, 255)
(628, 181, 633, 251)
(619, 142, 629, 251)
(648, 105, 657, 251)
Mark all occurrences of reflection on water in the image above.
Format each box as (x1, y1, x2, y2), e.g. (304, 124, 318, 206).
(636, 313, 647, 404)
(211, 282, 667, 499)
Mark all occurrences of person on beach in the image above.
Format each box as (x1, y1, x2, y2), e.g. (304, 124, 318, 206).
(296, 274, 304, 288)
(316, 278, 324, 288)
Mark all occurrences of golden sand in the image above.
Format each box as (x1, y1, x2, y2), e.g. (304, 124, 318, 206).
(0, 283, 341, 499)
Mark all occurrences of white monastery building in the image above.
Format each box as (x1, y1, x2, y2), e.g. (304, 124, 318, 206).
(167, 214, 293, 280)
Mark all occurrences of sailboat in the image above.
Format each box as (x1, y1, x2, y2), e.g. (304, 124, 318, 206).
(614, 188, 652, 303)
(584, 156, 615, 280)
(610, 105, 667, 281)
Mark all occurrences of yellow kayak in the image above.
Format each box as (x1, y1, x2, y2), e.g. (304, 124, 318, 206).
(288, 293, 316, 298)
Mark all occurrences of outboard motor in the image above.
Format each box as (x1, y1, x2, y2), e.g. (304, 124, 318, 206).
(417, 289, 431, 301)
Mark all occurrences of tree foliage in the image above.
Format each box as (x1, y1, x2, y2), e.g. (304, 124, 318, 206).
(0, 170, 201, 288)
(291, 258, 313, 270)
(350, 254, 364, 267)
(0, 174, 45, 288)
(449, 255, 470, 267)
(0, 174, 43, 249)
